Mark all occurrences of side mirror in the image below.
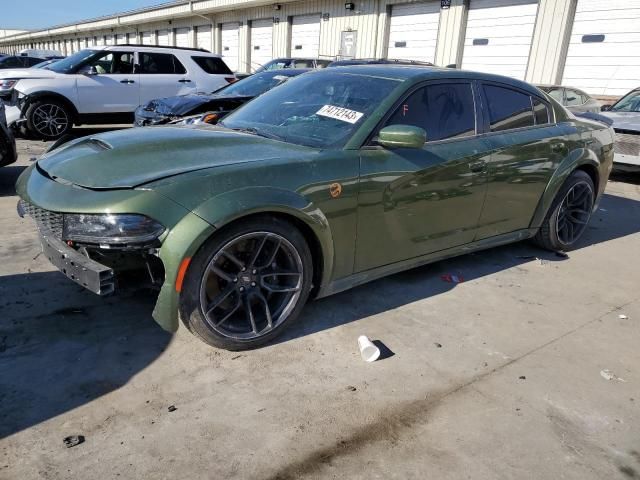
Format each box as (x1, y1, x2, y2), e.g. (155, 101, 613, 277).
(377, 125, 426, 149)
(601, 104, 612, 112)
(79, 65, 98, 75)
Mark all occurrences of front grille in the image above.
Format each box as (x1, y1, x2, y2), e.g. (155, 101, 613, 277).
(19, 200, 64, 239)
(614, 130, 640, 156)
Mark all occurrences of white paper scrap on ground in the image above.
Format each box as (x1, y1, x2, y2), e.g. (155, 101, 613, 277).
(316, 105, 364, 124)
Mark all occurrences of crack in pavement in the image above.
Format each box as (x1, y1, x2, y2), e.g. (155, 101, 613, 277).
(263, 297, 640, 480)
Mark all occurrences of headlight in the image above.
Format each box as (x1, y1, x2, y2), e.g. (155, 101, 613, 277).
(63, 213, 165, 245)
(172, 112, 219, 126)
(0, 80, 17, 92)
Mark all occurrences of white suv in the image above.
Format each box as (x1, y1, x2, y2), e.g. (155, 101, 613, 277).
(6, 45, 235, 139)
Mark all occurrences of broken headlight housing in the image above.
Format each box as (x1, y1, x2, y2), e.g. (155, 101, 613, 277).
(63, 213, 165, 245)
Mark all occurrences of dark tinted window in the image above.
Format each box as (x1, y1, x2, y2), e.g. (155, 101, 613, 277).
(533, 99, 550, 125)
(484, 85, 534, 132)
(139, 52, 186, 74)
(0, 56, 21, 67)
(385, 83, 476, 142)
(88, 51, 134, 74)
(192, 56, 232, 75)
(26, 57, 44, 67)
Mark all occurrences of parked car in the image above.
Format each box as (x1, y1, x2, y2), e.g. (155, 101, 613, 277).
(600, 87, 640, 172)
(536, 85, 600, 114)
(135, 69, 308, 126)
(0, 56, 44, 69)
(255, 58, 330, 72)
(328, 58, 434, 67)
(16, 66, 614, 350)
(0, 100, 17, 168)
(5, 45, 235, 139)
(19, 48, 63, 59)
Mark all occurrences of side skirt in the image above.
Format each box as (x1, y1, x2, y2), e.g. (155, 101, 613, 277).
(316, 228, 538, 299)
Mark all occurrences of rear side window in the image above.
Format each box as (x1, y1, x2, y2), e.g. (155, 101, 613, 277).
(191, 56, 232, 75)
(385, 83, 476, 142)
(483, 85, 535, 132)
(26, 57, 43, 67)
(139, 52, 186, 74)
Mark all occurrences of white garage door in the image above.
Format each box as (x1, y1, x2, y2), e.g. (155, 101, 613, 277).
(142, 32, 153, 45)
(387, 2, 440, 63)
(127, 33, 137, 44)
(175, 27, 190, 48)
(221, 22, 240, 72)
(157, 30, 170, 46)
(462, 0, 539, 79)
(196, 25, 212, 51)
(96, 36, 105, 46)
(562, 0, 640, 96)
(115, 34, 126, 45)
(291, 15, 321, 58)
(251, 19, 273, 71)
(105, 35, 114, 46)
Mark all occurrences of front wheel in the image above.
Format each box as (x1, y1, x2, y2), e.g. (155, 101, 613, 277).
(25, 99, 73, 140)
(179, 217, 313, 350)
(535, 170, 595, 251)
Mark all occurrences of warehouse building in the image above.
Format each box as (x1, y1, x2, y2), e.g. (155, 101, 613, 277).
(0, 0, 637, 98)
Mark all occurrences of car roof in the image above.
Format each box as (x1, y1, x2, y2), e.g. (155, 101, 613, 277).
(262, 68, 311, 75)
(323, 65, 543, 96)
(94, 44, 222, 57)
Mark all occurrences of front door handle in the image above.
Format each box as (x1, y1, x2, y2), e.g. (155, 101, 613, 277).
(469, 160, 486, 173)
(178, 79, 192, 83)
(120, 79, 135, 84)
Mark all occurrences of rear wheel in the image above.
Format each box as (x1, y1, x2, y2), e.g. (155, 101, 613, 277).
(25, 99, 73, 140)
(179, 217, 313, 350)
(535, 170, 595, 251)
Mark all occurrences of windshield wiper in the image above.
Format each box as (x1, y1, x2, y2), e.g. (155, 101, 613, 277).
(228, 126, 285, 142)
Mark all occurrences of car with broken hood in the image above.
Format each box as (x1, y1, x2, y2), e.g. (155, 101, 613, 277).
(134, 69, 308, 126)
(600, 87, 640, 172)
(16, 65, 614, 350)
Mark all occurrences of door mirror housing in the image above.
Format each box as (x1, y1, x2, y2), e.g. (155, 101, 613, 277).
(79, 65, 99, 76)
(377, 125, 426, 149)
(600, 104, 612, 112)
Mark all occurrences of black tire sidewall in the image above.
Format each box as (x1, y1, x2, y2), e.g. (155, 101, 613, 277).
(179, 216, 313, 350)
(541, 170, 595, 251)
(26, 100, 73, 140)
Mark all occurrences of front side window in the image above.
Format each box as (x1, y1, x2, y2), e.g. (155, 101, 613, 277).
(483, 84, 535, 132)
(0, 57, 21, 68)
(88, 52, 134, 74)
(565, 89, 584, 106)
(384, 83, 476, 142)
(139, 52, 187, 74)
(46, 49, 100, 74)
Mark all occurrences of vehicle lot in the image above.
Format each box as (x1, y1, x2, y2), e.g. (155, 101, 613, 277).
(1, 130, 640, 479)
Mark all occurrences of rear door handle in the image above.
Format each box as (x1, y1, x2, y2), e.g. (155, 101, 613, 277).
(469, 161, 486, 173)
(178, 79, 192, 83)
(120, 79, 135, 84)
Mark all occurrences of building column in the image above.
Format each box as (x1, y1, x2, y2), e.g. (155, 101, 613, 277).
(435, 0, 468, 68)
(238, 21, 251, 73)
(526, 0, 576, 84)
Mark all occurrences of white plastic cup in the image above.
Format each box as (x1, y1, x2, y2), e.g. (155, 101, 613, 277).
(358, 335, 381, 363)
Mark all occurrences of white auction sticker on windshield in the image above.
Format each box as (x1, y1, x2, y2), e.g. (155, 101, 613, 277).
(316, 105, 364, 124)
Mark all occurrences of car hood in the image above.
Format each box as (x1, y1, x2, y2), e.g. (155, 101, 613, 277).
(0, 68, 61, 80)
(148, 93, 253, 115)
(599, 111, 640, 132)
(36, 126, 316, 189)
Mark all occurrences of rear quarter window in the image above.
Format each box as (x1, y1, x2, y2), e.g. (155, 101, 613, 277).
(191, 56, 232, 75)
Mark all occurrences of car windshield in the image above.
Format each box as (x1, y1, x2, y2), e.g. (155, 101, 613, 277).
(214, 71, 299, 97)
(219, 71, 401, 148)
(610, 90, 640, 112)
(45, 49, 100, 73)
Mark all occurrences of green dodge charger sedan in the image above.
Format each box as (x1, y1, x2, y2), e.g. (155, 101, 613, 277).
(16, 66, 615, 350)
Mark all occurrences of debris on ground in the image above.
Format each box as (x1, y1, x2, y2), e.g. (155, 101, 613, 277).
(619, 314, 629, 320)
(518, 376, 526, 380)
(440, 274, 464, 283)
(231, 355, 244, 360)
(346, 386, 357, 392)
(538, 258, 549, 266)
(600, 369, 626, 382)
(434, 342, 443, 348)
(555, 252, 569, 259)
(63, 435, 85, 448)
(168, 405, 177, 412)
(358, 335, 380, 362)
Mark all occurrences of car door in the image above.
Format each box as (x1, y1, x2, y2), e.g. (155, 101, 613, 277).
(76, 50, 139, 114)
(355, 81, 491, 272)
(474, 82, 566, 240)
(137, 51, 196, 104)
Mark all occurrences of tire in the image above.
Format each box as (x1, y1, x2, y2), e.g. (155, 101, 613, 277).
(25, 99, 73, 140)
(179, 216, 314, 350)
(534, 170, 595, 251)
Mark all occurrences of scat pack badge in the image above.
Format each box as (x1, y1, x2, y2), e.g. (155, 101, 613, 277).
(329, 182, 343, 198)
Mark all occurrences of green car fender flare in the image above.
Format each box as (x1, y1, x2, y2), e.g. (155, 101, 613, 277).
(529, 147, 601, 229)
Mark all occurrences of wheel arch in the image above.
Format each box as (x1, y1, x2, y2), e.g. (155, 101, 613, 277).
(530, 150, 601, 229)
(23, 91, 80, 124)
